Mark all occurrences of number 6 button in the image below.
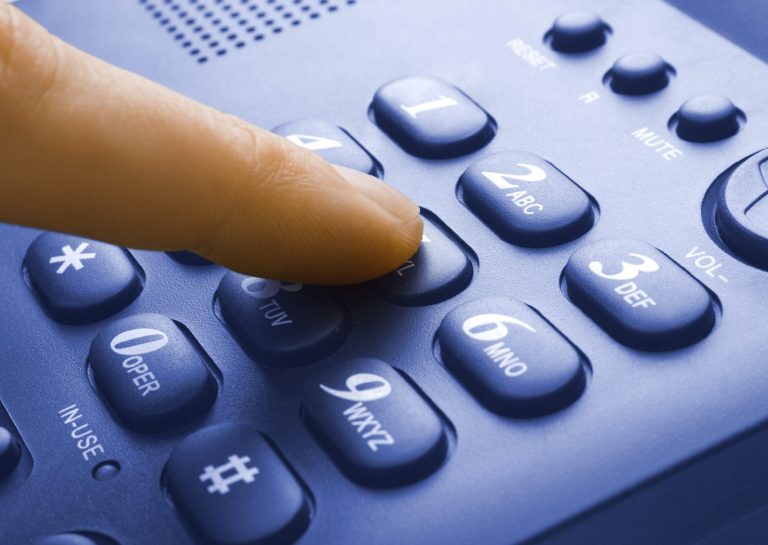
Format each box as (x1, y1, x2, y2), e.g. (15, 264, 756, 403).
(437, 298, 587, 417)
(563, 238, 715, 350)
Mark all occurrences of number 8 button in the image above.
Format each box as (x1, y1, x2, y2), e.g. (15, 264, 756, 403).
(563, 238, 715, 350)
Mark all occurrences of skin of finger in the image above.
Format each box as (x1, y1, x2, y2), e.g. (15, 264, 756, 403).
(0, 5, 422, 284)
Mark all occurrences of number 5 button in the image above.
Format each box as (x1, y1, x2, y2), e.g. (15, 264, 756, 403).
(563, 238, 715, 350)
(437, 298, 587, 417)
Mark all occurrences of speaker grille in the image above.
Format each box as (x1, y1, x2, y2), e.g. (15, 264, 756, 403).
(138, 0, 360, 64)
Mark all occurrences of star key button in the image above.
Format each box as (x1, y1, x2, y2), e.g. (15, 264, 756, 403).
(25, 232, 143, 324)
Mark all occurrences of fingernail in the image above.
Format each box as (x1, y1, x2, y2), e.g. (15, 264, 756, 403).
(333, 165, 420, 222)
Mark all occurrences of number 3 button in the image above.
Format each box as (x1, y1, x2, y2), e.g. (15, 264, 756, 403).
(563, 238, 715, 350)
(437, 298, 587, 417)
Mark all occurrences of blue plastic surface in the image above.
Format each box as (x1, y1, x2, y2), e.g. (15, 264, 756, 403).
(6, 0, 768, 544)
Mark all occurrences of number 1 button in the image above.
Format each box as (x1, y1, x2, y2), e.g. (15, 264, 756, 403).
(563, 238, 715, 350)
(372, 76, 496, 158)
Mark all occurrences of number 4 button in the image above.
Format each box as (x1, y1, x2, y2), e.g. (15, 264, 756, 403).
(273, 118, 381, 176)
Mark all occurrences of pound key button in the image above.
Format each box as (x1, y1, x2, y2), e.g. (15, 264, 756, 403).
(372, 76, 495, 158)
(273, 118, 381, 176)
(438, 298, 587, 416)
(373, 214, 472, 306)
(88, 313, 217, 432)
(302, 358, 448, 487)
(165, 424, 310, 545)
(460, 150, 594, 246)
(25, 232, 143, 324)
(563, 238, 715, 350)
(217, 273, 348, 366)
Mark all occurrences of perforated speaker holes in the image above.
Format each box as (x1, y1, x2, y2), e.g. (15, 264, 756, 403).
(138, 0, 360, 64)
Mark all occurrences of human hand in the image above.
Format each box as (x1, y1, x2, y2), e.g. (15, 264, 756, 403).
(0, 4, 422, 285)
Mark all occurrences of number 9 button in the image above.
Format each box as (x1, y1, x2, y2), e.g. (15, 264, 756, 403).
(563, 238, 715, 351)
(437, 298, 587, 417)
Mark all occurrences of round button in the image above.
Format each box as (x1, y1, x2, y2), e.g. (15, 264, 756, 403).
(607, 52, 672, 95)
(0, 427, 20, 479)
(548, 11, 609, 53)
(674, 95, 743, 142)
(715, 148, 768, 267)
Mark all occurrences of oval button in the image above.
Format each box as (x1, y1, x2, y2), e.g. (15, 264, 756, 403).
(438, 298, 587, 416)
(372, 76, 495, 158)
(88, 314, 217, 432)
(273, 118, 381, 176)
(563, 239, 715, 350)
(164, 424, 310, 545)
(373, 214, 472, 306)
(459, 151, 595, 246)
(217, 273, 349, 366)
(302, 358, 448, 487)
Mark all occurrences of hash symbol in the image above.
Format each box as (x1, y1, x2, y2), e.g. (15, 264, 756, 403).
(199, 454, 259, 495)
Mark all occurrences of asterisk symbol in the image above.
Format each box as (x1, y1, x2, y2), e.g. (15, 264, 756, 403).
(49, 242, 97, 274)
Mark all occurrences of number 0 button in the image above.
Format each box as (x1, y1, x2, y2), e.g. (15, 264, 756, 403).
(302, 358, 448, 487)
(88, 314, 217, 432)
(372, 76, 495, 158)
(438, 298, 587, 416)
(563, 239, 715, 350)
